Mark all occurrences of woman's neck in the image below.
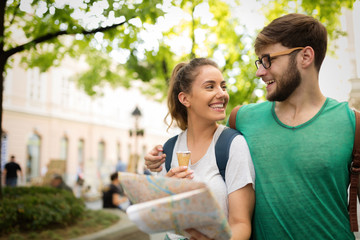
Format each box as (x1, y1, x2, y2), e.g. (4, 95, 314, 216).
(186, 121, 218, 164)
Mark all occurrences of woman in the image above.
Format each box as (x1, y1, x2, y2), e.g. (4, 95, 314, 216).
(159, 58, 255, 240)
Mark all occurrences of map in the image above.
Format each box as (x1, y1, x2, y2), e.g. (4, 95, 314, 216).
(118, 172, 232, 240)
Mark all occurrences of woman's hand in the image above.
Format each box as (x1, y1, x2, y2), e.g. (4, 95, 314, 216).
(185, 228, 213, 240)
(166, 166, 194, 179)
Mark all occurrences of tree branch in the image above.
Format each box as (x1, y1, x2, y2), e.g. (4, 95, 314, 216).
(4, 19, 131, 60)
(9, 2, 20, 26)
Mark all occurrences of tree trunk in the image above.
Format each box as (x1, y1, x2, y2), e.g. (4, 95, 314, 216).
(0, 57, 4, 200)
(0, 0, 6, 200)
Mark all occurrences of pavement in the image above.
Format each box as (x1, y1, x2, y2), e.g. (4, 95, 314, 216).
(82, 199, 360, 240)
(78, 199, 166, 240)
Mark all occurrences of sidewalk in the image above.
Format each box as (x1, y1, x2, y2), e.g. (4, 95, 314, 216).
(81, 199, 165, 240)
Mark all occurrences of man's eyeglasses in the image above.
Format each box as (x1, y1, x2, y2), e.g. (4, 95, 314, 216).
(255, 47, 304, 69)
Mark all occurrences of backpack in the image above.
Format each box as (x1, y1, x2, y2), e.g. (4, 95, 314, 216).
(229, 105, 360, 232)
(163, 127, 240, 181)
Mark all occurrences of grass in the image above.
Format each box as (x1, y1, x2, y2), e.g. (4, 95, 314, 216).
(0, 209, 120, 240)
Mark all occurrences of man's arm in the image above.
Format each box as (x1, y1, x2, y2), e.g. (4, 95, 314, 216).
(112, 193, 128, 206)
(18, 167, 23, 184)
(2, 168, 6, 186)
(144, 145, 166, 172)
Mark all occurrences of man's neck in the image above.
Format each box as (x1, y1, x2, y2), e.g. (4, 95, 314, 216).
(274, 90, 327, 127)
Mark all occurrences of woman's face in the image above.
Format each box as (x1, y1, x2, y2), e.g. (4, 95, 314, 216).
(181, 65, 229, 123)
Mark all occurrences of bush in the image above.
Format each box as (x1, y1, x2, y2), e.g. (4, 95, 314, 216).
(0, 186, 85, 235)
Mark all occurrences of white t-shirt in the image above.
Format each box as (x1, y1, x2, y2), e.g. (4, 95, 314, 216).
(159, 124, 255, 218)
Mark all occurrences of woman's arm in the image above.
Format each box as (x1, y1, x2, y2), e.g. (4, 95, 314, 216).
(228, 183, 255, 240)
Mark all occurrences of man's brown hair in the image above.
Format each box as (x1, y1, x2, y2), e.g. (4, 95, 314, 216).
(254, 13, 327, 72)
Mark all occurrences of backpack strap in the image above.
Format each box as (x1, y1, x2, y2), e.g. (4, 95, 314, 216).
(215, 127, 241, 181)
(229, 105, 242, 129)
(349, 110, 360, 232)
(163, 135, 178, 172)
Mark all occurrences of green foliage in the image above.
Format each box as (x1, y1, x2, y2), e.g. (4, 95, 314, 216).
(1, 0, 357, 101)
(2, 0, 165, 96)
(76, 48, 127, 96)
(0, 186, 85, 235)
(258, 0, 355, 51)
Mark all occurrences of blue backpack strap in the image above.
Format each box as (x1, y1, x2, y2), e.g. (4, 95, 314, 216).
(215, 127, 240, 181)
(163, 135, 178, 172)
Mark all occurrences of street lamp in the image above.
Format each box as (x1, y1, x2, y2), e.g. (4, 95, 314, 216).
(128, 105, 144, 173)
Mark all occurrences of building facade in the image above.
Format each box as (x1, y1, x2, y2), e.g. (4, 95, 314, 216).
(2, 55, 174, 195)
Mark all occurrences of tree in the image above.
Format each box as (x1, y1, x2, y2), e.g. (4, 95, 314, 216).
(0, 0, 356, 198)
(0, 0, 165, 198)
(125, 0, 263, 112)
(123, 0, 357, 112)
(259, 0, 356, 52)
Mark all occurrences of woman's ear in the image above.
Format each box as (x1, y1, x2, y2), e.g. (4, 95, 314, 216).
(178, 92, 190, 107)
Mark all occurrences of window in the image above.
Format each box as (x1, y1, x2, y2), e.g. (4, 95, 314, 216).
(116, 142, 121, 161)
(60, 136, 68, 161)
(1, 132, 8, 169)
(26, 133, 41, 182)
(97, 140, 105, 167)
(61, 75, 70, 107)
(27, 68, 45, 102)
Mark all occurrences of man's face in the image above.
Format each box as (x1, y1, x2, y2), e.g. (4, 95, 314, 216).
(255, 44, 302, 102)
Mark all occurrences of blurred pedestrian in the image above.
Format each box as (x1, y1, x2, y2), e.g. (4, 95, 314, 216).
(102, 172, 130, 211)
(3, 155, 23, 187)
(50, 174, 73, 193)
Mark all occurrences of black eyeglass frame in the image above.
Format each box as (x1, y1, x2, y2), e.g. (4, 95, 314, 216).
(255, 47, 305, 69)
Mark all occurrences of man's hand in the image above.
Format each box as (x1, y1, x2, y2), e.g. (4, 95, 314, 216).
(144, 145, 166, 172)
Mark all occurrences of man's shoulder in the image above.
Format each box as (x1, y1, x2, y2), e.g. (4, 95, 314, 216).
(237, 101, 271, 116)
(5, 162, 18, 168)
(325, 98, 354, 118)
(241, 101, 271, 110)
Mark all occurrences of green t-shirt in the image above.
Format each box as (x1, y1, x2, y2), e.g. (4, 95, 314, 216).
(234, 98, 355, 239)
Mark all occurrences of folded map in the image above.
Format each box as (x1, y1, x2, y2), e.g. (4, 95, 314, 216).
(118, 172, 232, 240)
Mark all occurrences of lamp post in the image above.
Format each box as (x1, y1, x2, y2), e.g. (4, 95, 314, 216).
(129, 105, 144, 173)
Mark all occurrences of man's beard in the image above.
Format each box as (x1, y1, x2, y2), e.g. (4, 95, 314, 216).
(267, 56, 301, 102)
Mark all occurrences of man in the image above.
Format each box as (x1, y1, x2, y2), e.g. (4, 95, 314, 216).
(102, 172, 130, 211)
(145, 13, 357, 239)
(50, 174, 73, 193)
(3, 155, 23, 187)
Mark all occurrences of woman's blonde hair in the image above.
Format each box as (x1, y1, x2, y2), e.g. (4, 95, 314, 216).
(165, 58, 219, 131)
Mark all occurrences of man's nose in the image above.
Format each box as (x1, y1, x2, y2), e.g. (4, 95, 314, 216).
(256, 65, 267, 77)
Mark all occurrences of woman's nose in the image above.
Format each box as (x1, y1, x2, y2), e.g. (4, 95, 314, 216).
(216, 86, 226, 98)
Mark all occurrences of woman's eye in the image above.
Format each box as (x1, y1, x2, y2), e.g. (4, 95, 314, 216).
(205, 85, 214, 89)
(222, 85, 227, 90)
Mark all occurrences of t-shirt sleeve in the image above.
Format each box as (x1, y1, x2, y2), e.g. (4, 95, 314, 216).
(111, 184, 124, 196)
(225, 134, 255, 194)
